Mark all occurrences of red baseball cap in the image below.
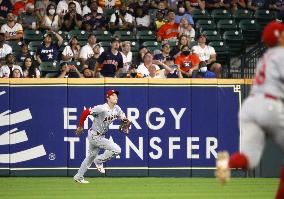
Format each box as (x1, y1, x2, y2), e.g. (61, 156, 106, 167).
(262, 20, 284, 47)
(106, 90, 119, 98)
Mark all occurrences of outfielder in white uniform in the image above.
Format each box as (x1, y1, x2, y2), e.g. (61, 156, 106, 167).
(74, 90, 129, 184)
(215, 21, 284, 199)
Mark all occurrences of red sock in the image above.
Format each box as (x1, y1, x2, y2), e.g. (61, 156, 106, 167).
(228, 153, 249, 169)
(275, 166, 284, 199)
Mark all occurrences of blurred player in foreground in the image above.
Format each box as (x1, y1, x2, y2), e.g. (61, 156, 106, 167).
(215, 21, 284, 199)
(74, 90, 131, 184)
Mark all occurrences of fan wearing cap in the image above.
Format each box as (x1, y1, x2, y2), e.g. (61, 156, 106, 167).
(35, 30, 63, 64)
(74, 89, 130, 183)
(94, 37, 124, 77)
(215, 21, 284, 199)
(192, 34, 222, 78)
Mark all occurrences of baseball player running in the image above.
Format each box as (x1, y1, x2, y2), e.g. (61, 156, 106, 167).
(215, 21, 284, 198)
(73, 90, 131, 184)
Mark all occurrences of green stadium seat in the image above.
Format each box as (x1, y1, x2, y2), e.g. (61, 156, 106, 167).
(57, 30, 69, 40)
(39, 61, 60, 77)
(6, 41, 23, 53)
(113, 30, 136, 41)
(223, 30, 244, 56)
(254, 9, 277, 28)
(233, 9, 253, 23)
(211, 9, 232, 22)
(196, 20, 217, 32)
(93, 30, 112, 41)
(208, 41, 230, 65)
(69, 30, 89, 41)
(189, 41, 198, 48)
(239, 19, 261, 45)
(136, 30, 157, 42)
(28, 41, 42, 51)
(191, 9, 211, 21)
(217, 19, 238, 35)
(24, 30, 43, 43)
(99, 41, 111, 48)
(201, 30, 222, 42)
(130, 41, 139, 52)
(142, 41, 162, 48)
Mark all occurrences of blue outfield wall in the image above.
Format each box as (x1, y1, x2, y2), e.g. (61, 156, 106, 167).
(0, 79, 250, 177)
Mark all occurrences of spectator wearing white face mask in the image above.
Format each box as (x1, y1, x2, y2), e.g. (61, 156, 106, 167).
(40, 4, 62, 31)
(192, 61, 216, 78)
(175, 4, 194, 25)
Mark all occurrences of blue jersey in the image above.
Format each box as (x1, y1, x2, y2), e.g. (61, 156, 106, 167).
(98, 50, 123, 77)
(36, 43, 60, 62)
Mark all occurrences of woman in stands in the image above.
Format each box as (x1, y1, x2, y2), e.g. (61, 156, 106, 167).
(40, 3, 62, 31)
(21, 57, 41, 78)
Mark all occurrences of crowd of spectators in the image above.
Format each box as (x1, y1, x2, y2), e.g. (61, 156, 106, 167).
(0, 0, 282, 79)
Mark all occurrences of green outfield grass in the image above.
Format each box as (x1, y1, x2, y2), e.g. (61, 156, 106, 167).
(0, 177, 278, 199)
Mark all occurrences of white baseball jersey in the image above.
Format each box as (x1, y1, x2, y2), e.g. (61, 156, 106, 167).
(250, 46, 284, 98)
(90, 103, 126, 135)
(0, 44, 12, 59)
(79, 43, 104, 60)
(0, 64, 23, 78)
(137, 63, 160, 77)
(192, 44, 216, 62)
(0, 23, 23, 37)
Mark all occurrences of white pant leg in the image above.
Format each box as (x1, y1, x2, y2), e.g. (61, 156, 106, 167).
(75, 135, 100, 179)
(90, 135, 121, 165)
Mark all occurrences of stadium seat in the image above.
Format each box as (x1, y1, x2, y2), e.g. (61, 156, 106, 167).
(191, 9, 211, 21)
(239, 19, 261, 45)
(211, 9, 232, 22)
(201, 30, 222, 42)
(217, 19, 238, 35)
(23, 30, 43, 43)
(136, 30, 157, 42)
(39, 61, 60, 77)
(233, 9, 253, 23)
(196, 20, 217, 32)
(28, 41, 42, 51)
(208, 41, 230, 65)
(223, 30, 244, 56)
(142, 41, 162, 49)
(113, 30, 136, 41)
(69, 30, 89, 41)
(6, 41, 23, 53)
(254, 9, 277, 28)
(189, 40, 198, 48)
(130, 41, 140, 52)
(93, 30, 112, 41)
(57, 30, 69, 40)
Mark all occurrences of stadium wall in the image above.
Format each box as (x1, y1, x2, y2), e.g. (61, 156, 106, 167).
(0, 79, 281, 177)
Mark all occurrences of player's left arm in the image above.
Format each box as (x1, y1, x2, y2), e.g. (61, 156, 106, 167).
(117, 106, 131, 134)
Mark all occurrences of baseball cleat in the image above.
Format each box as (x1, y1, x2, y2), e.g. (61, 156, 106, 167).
(74, 177, 90, 184)
(215, 151, 231, 184)
(94, 161, 105, 174)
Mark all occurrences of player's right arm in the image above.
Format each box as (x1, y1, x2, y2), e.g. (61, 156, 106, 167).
(75, 108, 91, 136)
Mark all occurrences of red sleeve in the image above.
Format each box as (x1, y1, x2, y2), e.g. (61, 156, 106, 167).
(79, 109, 91, 127)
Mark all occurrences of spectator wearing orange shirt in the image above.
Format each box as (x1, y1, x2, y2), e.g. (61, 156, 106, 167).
(157, 10, 179, 42)
(98, 0, 121, 9)
(175, 45, 200, 77)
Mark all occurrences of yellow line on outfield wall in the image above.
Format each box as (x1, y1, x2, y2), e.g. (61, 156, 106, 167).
(0, 78, 253, 85)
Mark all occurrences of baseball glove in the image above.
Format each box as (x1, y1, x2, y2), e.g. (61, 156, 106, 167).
(119, 118, 131, 135)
